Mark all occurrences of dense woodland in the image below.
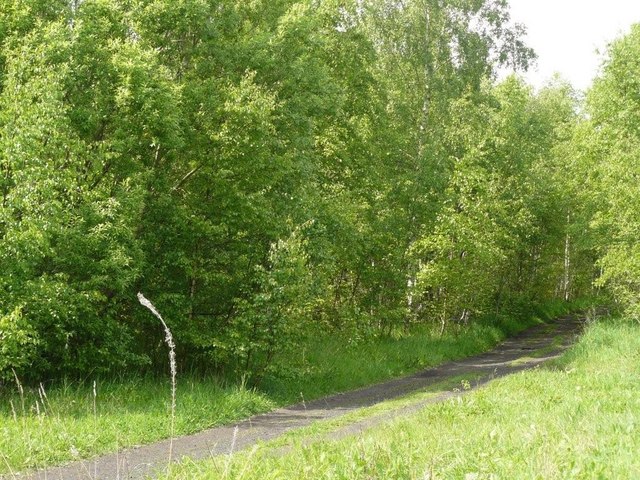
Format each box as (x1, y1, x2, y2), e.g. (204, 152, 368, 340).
(0, 0, 638, 383)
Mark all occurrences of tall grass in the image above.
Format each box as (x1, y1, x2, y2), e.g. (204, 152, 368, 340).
(0, 376, 275, 474)
(177, 316, 640, 479)
(137, 292, 177, 465)
(0, 299, 579, 474)
(260, 301, 571, 402)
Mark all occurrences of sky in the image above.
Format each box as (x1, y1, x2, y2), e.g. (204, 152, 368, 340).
(504, 0, 640, 91)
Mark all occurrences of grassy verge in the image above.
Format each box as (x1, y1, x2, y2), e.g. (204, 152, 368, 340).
(0, 377, 275, 475)
(170, 316, 639, 479)
(261, 300, 575, 402)
(0, 300, 575, 474)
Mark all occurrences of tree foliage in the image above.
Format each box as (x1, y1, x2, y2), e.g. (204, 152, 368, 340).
(577, 24, 640, 319)
(0, 0, 605, 382)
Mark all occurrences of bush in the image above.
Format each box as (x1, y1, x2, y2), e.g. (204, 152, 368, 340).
(0, 306, 38, 381)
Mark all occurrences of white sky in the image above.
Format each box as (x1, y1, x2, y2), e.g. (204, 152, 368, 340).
(504, 0, 640, 91)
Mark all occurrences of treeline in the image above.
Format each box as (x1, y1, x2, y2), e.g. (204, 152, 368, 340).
(573, 24, 640, 320)
(0, 0, 616, 383)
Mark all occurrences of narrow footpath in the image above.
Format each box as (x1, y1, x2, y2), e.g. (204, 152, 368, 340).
(15, 314, 585, 480)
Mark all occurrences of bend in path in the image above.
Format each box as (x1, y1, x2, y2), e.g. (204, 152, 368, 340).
(13, 314, 585, 480)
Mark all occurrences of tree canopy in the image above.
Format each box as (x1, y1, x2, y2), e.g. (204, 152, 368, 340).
(0, 0, 633, 383)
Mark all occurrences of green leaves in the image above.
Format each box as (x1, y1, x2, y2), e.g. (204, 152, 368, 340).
(0, 306, 38, 380)
(578, 25, 640, 318)
(1, 0, 584, 382)
(231, 224, 315, 379)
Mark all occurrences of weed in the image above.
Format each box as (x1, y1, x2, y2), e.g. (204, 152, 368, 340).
(137, 293, 177, 466)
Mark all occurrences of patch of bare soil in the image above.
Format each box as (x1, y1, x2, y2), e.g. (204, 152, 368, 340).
(13, 314, 584, 480)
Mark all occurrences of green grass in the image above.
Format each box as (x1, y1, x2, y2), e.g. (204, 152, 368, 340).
(260, 300, 575, 402)
(262, 322, 510, 403)
(254, 373, 481, 451)
(0, 300, 574, 474)
(0, 377, 276, 474)
(169, 316, 640, 479)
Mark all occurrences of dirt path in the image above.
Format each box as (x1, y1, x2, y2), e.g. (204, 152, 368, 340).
(14, 314, 584, 480)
